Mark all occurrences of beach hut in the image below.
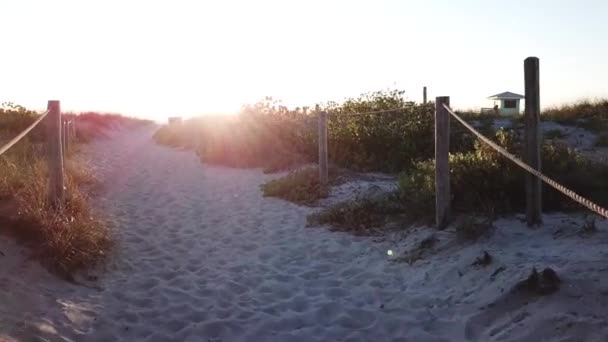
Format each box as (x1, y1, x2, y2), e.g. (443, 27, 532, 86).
(487, 91, 525, 116)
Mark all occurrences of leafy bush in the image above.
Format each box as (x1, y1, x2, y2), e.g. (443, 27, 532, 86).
(153, 90, 477, 174)
(261, 167, 343, 205)
(399, 129, 608, 218)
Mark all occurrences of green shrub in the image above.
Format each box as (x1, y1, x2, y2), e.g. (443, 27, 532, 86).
(306, 194, 402, 235)
(153, 90, 477, 174)
(261, 167, 343, 205)
(399, 129, 608, 217)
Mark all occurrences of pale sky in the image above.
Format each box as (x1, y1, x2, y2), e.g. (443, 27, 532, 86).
(2, 0, 608, 120)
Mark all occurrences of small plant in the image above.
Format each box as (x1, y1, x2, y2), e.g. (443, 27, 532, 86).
(471, 251, 493, 267)
(398, 129, 608, 217)
(544, 129, 566, 140)
(579, 215, 597, 237)
(306, 193, 402, 235)
(456, 216, 494, 240)
(261, 167, 343, 205)
(393, 234, 438, 264)
(596, 134, 608, 147)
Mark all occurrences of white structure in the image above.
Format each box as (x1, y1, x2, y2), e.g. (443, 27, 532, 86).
(487, 91, 525, 116)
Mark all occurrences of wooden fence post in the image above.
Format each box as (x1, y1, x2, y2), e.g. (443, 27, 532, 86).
(318, 111, 328, 185)
(47, 100, 64, 206)
(423, 86, 427, 104)
(435, 96, 450, 229)
(524, 57, 542, 226)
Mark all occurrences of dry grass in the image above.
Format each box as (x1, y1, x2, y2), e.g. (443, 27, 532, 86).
(542, 99, 608, 132)
(0, 144, 110, 279)
(0, 105, 149, 278)
(306, 194, 403, 235)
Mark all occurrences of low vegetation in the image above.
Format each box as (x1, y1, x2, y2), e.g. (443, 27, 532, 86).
(154, 90, 478, 174)
(261, 167, 344, 205)
(400, 129, 608, 219)
(0, 103, 150, 278)
(596, 134, 608, 147)
(542, 99, 608, 132)
(544, 128, 566, 140)
(153, 92, 608, 235)
(306, 194, 403, 235)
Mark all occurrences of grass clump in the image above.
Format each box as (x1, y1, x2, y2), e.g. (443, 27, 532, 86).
(455, 216, 494, 240)
(596, 134, 608, 147)
(306, 194, 403, 235)
(544, 128, 566, 140)
(261, 167, 343, 205)
(393, 235, 438, 264)
(0, 157, 110, 278)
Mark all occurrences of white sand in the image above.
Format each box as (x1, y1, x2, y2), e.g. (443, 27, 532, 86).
(2, 127, 608, 341)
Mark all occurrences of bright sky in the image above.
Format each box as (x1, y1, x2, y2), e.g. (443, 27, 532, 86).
(2, 0, 608, 120)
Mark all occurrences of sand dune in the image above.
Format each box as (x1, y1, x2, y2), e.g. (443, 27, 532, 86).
(2, 127, 608, 341)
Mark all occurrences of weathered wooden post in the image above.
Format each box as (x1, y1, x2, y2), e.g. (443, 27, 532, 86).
(524, 57, 542, 225)
(435, 96, 450, 229)
(318, 110, 329, 185)
(423, 86, 427, 104)
(47, 100, 64, 206)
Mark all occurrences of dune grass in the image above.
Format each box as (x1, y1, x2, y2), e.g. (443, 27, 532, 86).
(306, 194, 403, 235)
(0, 153, 110, 278)
(542, 99, 608, 132)
(0, 104, 149, 278)
(260, 167, 345, 205)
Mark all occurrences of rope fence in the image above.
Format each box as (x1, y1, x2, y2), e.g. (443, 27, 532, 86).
(315, 56, 606, 227)
(0, 101, 75, 207)
(431, 56, 607, 227)
(442, 103, 608, 220)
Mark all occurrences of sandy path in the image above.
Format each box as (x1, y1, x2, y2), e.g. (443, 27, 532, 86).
(4, 127, 608, 342)
(16, 127, 414, 341)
